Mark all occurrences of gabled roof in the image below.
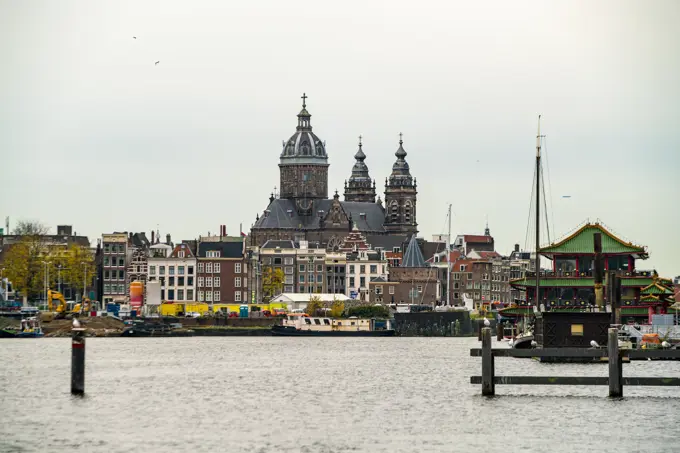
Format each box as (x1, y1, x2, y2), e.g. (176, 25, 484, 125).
(402, 235, 427, 268)
(261, 240, 297, 249)
(463, 235, 493, 243)
(169, 243, 195, 259)
(468, 250, 502, 260)
(540, 222, 647, 257)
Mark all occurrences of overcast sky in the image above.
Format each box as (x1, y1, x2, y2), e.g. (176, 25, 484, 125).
(1, 0, 678, 276)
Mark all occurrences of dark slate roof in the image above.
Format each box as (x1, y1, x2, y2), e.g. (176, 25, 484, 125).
(370, 276, 387, 283)
(131, 232, 150, 248)
(402, 235, 428, 267)
(198, 241, 244, 258)
(366, 234, 408, 251)
(253, 199, 385, 232)
(261, 240, 298, 249)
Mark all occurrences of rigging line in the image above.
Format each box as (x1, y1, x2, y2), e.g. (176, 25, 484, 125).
(540, 160, 551, 245)
(543, 135, 556, 242)
(524, 163, 537, 252)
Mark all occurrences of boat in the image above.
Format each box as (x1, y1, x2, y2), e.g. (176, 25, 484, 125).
(512, 331, 534, 349)
(271, 315, 395, 337)
(0, 317, 44, 338)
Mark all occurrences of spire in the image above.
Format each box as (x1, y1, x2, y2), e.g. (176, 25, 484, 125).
(344, 134, 376, 203)
(402, 235, 427, 267)
(296, 92, 312, 131)
(387, 133, 413, 187)
(484, 217, 490, 236)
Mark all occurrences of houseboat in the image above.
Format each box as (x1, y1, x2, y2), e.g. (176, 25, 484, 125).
(272, 315, 395, 336)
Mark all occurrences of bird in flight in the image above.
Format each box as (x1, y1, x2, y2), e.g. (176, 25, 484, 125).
(155, 61, 160, 65)
(133, 36, 136, 39)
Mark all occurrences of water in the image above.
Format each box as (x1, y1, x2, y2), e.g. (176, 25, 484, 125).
(1, 337, 679, 453)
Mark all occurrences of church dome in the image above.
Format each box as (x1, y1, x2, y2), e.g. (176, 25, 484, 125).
(388, 134, 413, 186)
(280, 94, 328, 162)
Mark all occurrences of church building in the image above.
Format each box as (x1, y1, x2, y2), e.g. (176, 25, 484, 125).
(249, 94, 419, 250)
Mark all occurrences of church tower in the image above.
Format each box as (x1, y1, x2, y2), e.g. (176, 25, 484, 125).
(343, 136, 376, 203)
(384, 134, 417, 235)
(279, 93, 329, 216)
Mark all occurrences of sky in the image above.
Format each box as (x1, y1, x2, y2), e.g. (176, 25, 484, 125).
(1, 0, 679, 276)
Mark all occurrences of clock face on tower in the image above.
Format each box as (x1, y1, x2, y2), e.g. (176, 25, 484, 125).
(296, 198, 313, 215)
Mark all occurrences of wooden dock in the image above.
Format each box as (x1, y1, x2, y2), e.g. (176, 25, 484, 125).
(471, 327, 680, 397)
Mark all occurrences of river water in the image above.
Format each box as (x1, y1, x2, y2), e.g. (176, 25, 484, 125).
(1, 337, 679, 453)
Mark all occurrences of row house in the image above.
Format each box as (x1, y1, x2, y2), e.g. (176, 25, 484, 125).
(101, 233, 129, 304)
(295, 241, 327, 294)
(147, 242, 197, 303)
(196, 239, 248, 304)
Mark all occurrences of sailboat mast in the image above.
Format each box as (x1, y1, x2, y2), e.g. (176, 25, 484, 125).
(534, 115, 542, 306)
(446, 203, 452, 306)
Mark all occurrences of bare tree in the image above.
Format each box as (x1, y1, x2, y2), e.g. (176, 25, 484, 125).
(13, 220, 49, 236)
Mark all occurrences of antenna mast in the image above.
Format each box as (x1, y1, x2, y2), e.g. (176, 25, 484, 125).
(446, 204, 452, 306)
(535, 115, 542, 306)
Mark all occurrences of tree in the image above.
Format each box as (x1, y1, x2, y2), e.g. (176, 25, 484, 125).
(12, 220, 49, 236)
(346, 305, 390, 319)
(50, 244, 96, 297)
(330, 298, 345, 318)
(305, 295, 323, 316)
(2, 221, 51, 304)
(261, 267, 284, 300)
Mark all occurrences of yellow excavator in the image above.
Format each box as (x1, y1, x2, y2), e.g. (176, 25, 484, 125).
(47, 290, 68, 319)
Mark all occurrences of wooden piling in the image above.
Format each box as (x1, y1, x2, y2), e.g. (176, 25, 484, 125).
(481, 327, 495, 396)
(477, 321, 482, 341)
(71, 327, 86, 395)
(496, 323, 503, 342)
(608, 327, 622, 397)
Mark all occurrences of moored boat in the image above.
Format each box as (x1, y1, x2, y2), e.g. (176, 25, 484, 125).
(271, 315, 395, 337)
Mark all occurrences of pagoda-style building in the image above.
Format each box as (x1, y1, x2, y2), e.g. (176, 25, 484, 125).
(506, 222, 676, 324)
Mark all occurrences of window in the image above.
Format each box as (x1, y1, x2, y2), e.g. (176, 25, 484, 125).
(214, 291, 220, 301)
(299, 275, 305, 283)
(360, 277, 365, 288)
(104, 270, 110, 280)
(235, 263, 242, 273)
(389, 286, 395, 295)
(178, 277, 185, 286)
(198, 262, 204, 272)
(188, 276, 193, 286)
(273, 257, 281, 265)
(234, 277, 241, 287)
(467, 273, 473, 280)
(188, 266, 194, 275)
(285, 275, 293, 284)
(198, 277, 204, 287)
(235, 291, 242, 302)
(284, 286, 293, 293)
(178, 251, 185, 258)
(214, 263, 221, 273)
(177, 289, 184, 301)
(571, 324, 584, 336)
(454, 282, 460, 289)
(206, 277, 213, 287)
(104, 284, 110, 293)
(453, 273, 460, 280)
(417, 285, 423, 293)
(169, 277, 175, 286)
(205, 291, 212, 302)
(316, 274, 323, 283)
(316, 264, 323, 272)
(149, 265, 156, 275)
(178, 266, 185, 275)
(104, 257, 110, 266)
(284, 257, 293, 265)
(349, 277, 355, 287)
(299, 286, 305, 293)
(168, 289, 175, 301)
(206, 263, 213, 273)
(197, 291, 204, 301)
(285, 266, 293, 274)
(370, 265, 377, 274)
(454, 292, 460, 299)
(169, 266, 175, 276)
(360, 265, 366, 274)
(349, 265, 355, 274)
(214, 277, 220, 287)
(118, 244, 125, 253)
(461, 265, 466, 272)
(118, 270, 124, 280)
(299, 264, 306, 272)
(118, 258, 125, 267)
(104, 244, 110, 254)
(376, 286, 383, 295)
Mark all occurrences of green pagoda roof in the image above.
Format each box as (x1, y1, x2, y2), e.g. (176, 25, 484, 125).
(640, 282, 674, 296)
(510, 277, 655, 288)
(539, 223, 647, 258)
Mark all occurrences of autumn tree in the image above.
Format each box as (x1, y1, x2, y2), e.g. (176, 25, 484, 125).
(305, 295, 323, 316)
(329, 298, 345, 318)
(49, 244, 96, 297)
(261, 267, 284, 301)
(2, 220, 50, 304)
